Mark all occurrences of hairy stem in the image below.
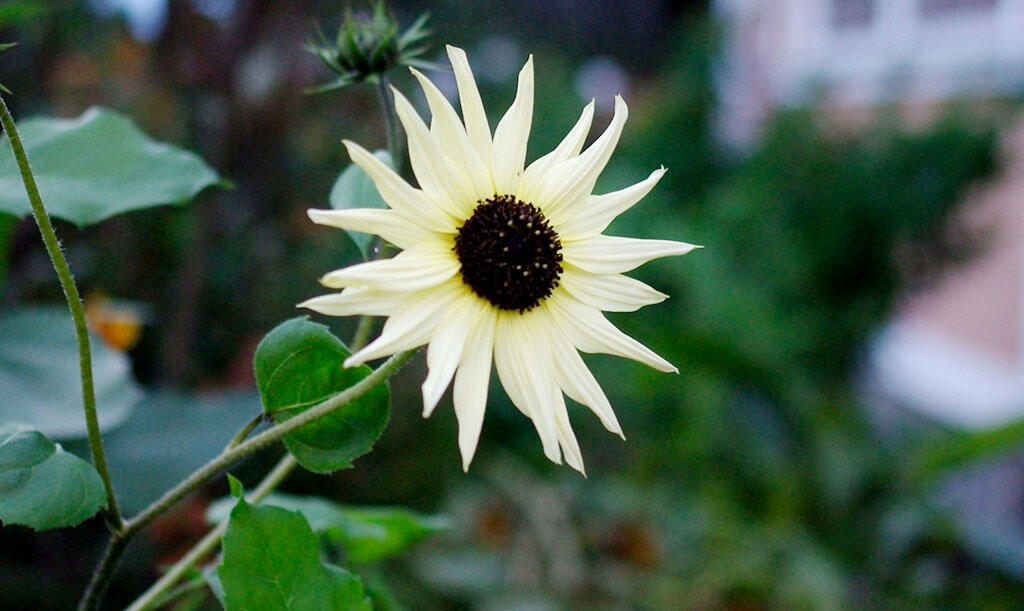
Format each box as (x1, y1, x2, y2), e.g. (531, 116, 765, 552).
(0, 95, 123, 529)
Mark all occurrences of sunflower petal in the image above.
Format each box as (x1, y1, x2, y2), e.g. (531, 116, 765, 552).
(562, 234, 698, 275)
(320, 242, 458, 291)
(410, 68, 494, 200)
(343, 140, 456, 233)
(446, 45, 492, 165)
(558, 167, 666, 240)
(550, 385, 585, 475)
(345, 282, 464, 366)
(453, 306, 497, 471)
(391, 86, 478, 219)
(298, 287, 403, 317)
(494, 313, 562, 464)
(548, 327, 623, 436)
(521, 100, 595, 200)
(421, 296, 485, 417)
(308, 208, 432, 249)
(547, 292, 677, 373)
(559, 266, 668, 312)
(491, 55, 534, 195)
(535, 95, 628, 224)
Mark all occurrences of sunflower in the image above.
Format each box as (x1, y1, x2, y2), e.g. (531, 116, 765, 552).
(301, 45, 697, 473)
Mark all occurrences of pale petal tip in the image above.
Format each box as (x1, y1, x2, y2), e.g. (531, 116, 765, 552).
(420, 384, 443, 419)
(307, 208, 330, 224)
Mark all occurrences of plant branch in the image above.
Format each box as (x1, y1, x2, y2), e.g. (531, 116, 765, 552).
(0, 95, 123, 529)
(77, 348, 415, 610)
(125, 454, 298, 611)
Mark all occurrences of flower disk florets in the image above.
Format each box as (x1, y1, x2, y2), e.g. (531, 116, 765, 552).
(454, 195, 563, 312)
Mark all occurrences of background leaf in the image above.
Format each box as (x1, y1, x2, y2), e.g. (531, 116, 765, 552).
(207, 492, 448, 563)
(254, 317, 390, 473)
(0, 306, 140, 438)
(328, 149, 392, 258)
(0, 106, 221, 226)
(218, 496, 371, 611)
(0, 423, 105, 530)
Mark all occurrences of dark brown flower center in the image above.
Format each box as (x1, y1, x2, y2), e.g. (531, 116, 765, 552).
(453, 195, 563, 312)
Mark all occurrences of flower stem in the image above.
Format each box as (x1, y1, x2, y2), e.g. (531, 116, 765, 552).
(0, 95, 123, 529)
(76, 348, 416, 610)
(377, 74, 402, 165)
(125, 454, 298, 611)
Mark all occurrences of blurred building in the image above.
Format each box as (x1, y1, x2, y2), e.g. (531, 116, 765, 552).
(716, 0, 1024, 431)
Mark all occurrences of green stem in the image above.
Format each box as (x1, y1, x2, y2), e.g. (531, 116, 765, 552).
(350, 314, 375, 351)
(77, 348, 416, 610)
(224, 412, 265, 451)
(77, 533, 131, 611)
(0, 95, 123, 529)
(376, 74, 400, 163)
(125, 454, 298, 611)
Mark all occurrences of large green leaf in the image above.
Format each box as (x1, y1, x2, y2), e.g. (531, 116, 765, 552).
(0, 306, 140, 438)
(328, 149, 392, 258)
(0, 106, 221, 226)
(219, 495, 371, 611)
(207, 492, 448, 563)
(0, 423, 105, 529)
(254, 317, 390, 473)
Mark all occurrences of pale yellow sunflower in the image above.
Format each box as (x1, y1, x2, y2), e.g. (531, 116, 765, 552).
(301, 45, 697, 473)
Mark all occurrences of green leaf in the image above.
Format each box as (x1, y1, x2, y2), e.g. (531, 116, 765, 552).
(328, 149, 393, 258)
(0, 423, 105, 529)
(227, 473, 244, 499)
(0, 107, 222, 226)
(207, 492, 448, 563)
(219, 496, 372, 611)
(0, 306, 140, 438)
(254, 317, 390, 473)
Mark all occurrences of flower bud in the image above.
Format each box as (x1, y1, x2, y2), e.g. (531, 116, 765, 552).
(308, 2, 435, 93)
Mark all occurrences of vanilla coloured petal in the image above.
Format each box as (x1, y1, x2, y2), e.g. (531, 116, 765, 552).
(547, 325, 623, 436)
(562, 234, 698, 275)
(320, 242, 458, 291)
(557, 167, 667, 240)
(345, 281, 465, 366)
(343, 140, 457, 233)
(546, 292, 677, 373)
(520, 100, 595, 200)
(421, 295, 487, 417)
(410, 68, 494, 200)
(452, 305, 497, 470)
(491, 56, 534, 195)
(391, 86, 478, 219)
(493, 312, 562, 464)
(558, 266, 668, 312)
(298, 287, 404, 317)
(446, 45, 492, 165)
(308, 208, 433, 250)
(532, 95, 628, 225)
